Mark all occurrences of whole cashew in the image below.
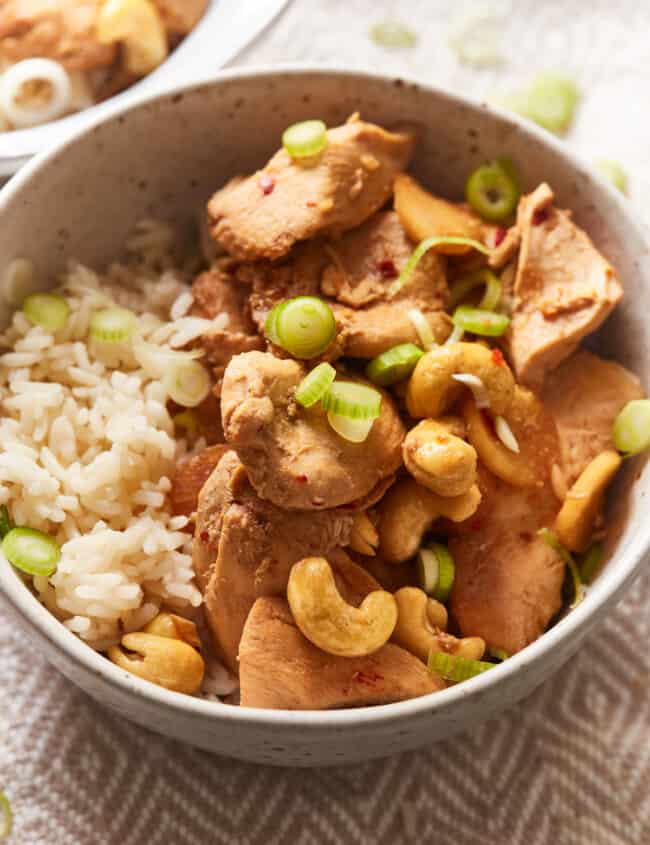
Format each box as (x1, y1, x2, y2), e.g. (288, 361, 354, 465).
(108, 632, 205, 695)
(143, 612, 201, 648)
(97, 0, 168, 76)
(287, 557, 398, 657)
(377, 478, 481, 564)
(406, 342, 515, 419)
(348, 511, 379, 556)
(392, 588, 486, 663)
(555, 450, 621, 552)
(403, 418, 477, 497)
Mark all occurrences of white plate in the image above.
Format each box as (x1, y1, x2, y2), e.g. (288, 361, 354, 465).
(0, 0, 289, 176)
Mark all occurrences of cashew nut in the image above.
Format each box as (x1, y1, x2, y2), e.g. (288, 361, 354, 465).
(403, 418, 477, 496)
(143, 612, 201, 648)
(377, 478, 481, 564)
(97, 0, 168, 76)
(406, 342, 515, 419)
(348, 511, 379, 556)
(392, 587, 485, 662)
(108, 632, 205, 695)
(287, 557, 398, 657)
(555, 450, 621, 552)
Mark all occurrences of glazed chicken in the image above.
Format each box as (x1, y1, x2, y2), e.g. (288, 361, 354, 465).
(173, 117, 647, 709)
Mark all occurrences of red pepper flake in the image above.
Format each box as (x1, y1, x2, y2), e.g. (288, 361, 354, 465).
(532, 208, 549, 226)
(258, 173, 275, 195)
(352, 670, 383, 685)
(377, 258, 398, 279)
(306, 200, 317, 208)
(295, 474, 308, 484)
(471, 519, 483, 532)
(494, 227, 507, 247)
(200, 531, 210, 544)
(491, 348, 505, 366)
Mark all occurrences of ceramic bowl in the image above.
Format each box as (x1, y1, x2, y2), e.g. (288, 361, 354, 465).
(0, 68, 648, 767)
(0, 0, 290, 176)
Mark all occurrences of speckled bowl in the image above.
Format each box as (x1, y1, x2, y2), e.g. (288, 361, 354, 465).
(0, 68, 648, 767)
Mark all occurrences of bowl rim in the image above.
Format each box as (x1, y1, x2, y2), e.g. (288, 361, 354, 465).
(1, 64, 648, 730)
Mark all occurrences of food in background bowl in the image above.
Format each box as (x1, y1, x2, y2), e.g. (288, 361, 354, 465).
(0, 0, 208, 131)
(1, 114, 648, 710)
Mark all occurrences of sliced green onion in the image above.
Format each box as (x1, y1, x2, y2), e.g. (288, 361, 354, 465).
(417, 543, 456, 601)
(392, 236, 491, 294)
(2, 527, 61, 577)
(0, 506, 14, 539)
(265, 296, 336, 359)
(595, 160, 628, 194)
(538, 527, 584, 608)
(526, 73, 579, 134)
(580, 542, 604, 585)
(407, 308, 436, 350)
(163, 360, 211, 408)
(465, 161, 520, 222)
(89, 306, 136, 343)
(613, 399, 650, 456)
(428, 651, 494, 683)
(133, 339, 203, 380)
(417, 548, 439, 595)
(172, 410, 200, 438)
(327, 410, 375, 443)
(489, 649, 509, 662)
(449, 269, 502, 311)
(369, 19, 417, 49)
(366, 343, 423, 387)
(452, 305, 510, 337)
(321, 381, 382, 420)
(282, 120, 328, 159)
(22, 292, 69, 332)
(0, 792, 12, 840)
(295, 362, 336, 408)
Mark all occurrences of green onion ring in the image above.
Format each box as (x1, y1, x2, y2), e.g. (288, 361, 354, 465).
(612, 399, 650, 457)
(391, 236, 491, 294)
(428, 651, 494, 683)
(295, 362, 337, 408)
(22, 292, 69, 333)
(452, 305, 510, 337)
(2, 527, 61, 577)
(282, 120, 328, 159)
(449, 269, 502, 311)
(365, 343, 423, 387)
(538, 527, 584, 608)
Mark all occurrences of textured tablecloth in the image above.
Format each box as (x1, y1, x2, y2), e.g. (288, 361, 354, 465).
(3, 2, 650, 843)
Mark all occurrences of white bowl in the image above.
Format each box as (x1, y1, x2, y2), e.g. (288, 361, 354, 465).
(0, 0, 290, 176)
(0, 68, 648, 767)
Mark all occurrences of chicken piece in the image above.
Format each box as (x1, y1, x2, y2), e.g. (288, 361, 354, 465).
(152, 0, 207, 34)
(221, 351, 405, 510)
(239, 597, 443, 709)
(505, 183, 623, 387)
(194, 451, 362, 672)
(190, 264, 264, 390)
(542, 349, 644, 488)
(335, 303, 452, 359)
(208, 116, 416, 261)
(170, 443, 229, 517)
(449, 467, 564, 655)
(0, 0, 116, 71)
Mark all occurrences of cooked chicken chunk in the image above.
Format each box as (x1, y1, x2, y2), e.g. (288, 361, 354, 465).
(239, 597, 443, 709)
(505, 183, 623, 387)
(0, 0, 116, 71)
(221, 351, 405, 510)
(170, 444, 229, 517)
(542, 349, 644, 488)
(450, 467, 564, 655)
(153, 0, 208, 35)
(193, 451, 357, 672)
(208, 116, 416, 261)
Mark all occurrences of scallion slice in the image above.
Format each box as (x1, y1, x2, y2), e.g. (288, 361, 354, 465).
(417, 548, 438, 595)
(89, 306, 136, 343)
(2, 527, 61, 577)
(428, 651, 494, 683)
(0, 506, 14, 540)
(452, 305, 510, 337)
(0, 792, 12, 840)
(417, 543, 455, 601)
(327, 410, 375, 444)
(595, 160, 628, 194)
(265, 296, 336, 359)
(282, 120, 328, 159)
(22, 292, 69, 332)
(366, 343, 423, 387)
(407, 308, 436, 350)
(163, 360, 211, 408)
(526, 73, 579, 134)
(489, 649, 509, 662)
(449, 269, 502, 311)
(580, 542, 604, 584)
(612, 399, 650, 456)
(133, 339, 203, 380)
(295, 362, 336, 408)
(465, 160, 520, 222)
(370, 19, 417, 49)
(538, 527, 584, 608)
(321, 381, 382, 420)
(391, 236, 491, 294)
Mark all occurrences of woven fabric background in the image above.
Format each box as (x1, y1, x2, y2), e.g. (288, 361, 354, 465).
(2, 1, 650, 842)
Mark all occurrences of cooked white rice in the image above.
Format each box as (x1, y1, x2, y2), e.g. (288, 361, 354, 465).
(0, 226, 227, 657)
